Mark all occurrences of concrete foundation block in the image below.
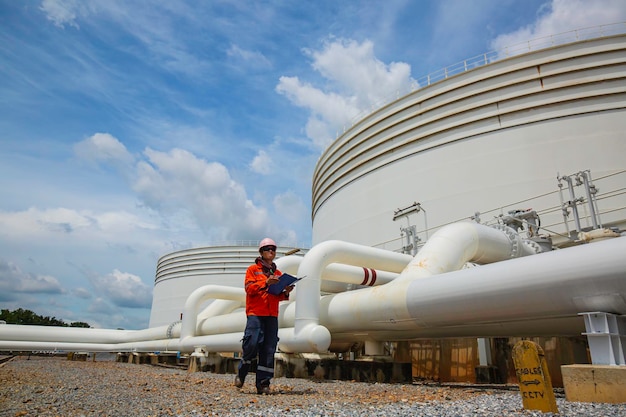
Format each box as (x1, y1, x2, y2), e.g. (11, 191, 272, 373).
(66, 352, 88, 361)
(274, 353, 412, 383)
(475, 365, 500, 384)
(561, 364, 626, 404)
(188, 353, 239, 374)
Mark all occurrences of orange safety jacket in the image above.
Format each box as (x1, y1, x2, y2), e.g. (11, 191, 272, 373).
(244, 257, 290, 317)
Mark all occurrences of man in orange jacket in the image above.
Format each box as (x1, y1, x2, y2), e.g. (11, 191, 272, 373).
(235, 238, 293, 394)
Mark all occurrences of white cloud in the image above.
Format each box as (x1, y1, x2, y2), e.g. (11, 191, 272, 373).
(276, 38, 416, 149)
(250, 150, 272, 175)
(74, 132, 135, 171)
(2, 132, 299, 262)
(89, 269, 152, 309)
(227, 44, 272, 69)
(490, 0, 626, 55)
(0, 259, 64, 300)
(277, 75, 359, 148)
(308, 39, 414, 108)
(0, 207, 155, 242)
(40, 0, 83, 29)
(40, 0, 211, 79)
(0, 207, 93, 238)
(133, 147, 271, 240)
(303, 115, 336, 149)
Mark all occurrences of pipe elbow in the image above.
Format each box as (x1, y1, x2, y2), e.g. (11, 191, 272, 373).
(278, 324, 331, 353)
(180, 285, 245, 340)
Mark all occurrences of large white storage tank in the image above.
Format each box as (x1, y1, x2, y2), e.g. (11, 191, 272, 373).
(149, 244, 304, 327)
(312, 34, 626, 249)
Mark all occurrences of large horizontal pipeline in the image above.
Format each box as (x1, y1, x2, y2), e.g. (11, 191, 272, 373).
(1, 224, 624, 353)
(190, 235, 626, 346)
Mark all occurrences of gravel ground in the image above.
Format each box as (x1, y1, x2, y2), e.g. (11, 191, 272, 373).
(1, 355, 624, 417)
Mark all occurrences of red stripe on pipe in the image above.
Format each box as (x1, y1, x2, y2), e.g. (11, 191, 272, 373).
(361, 267, 369, 285)
(369, 269, 377, 286)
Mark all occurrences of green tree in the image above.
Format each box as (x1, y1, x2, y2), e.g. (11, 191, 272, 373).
(0, 308, 91, 328)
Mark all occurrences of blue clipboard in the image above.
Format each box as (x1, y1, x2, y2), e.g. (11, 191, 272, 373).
(267, 273, 302, 295)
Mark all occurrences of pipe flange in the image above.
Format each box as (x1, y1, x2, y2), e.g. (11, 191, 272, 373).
(523, 239, 542, 254)
(166, 320, 182, 339)
(462, 262, 479, 269)
(491, 224, 520, 258)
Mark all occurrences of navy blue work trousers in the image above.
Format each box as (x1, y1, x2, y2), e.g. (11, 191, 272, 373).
(237, 315, 279, 389)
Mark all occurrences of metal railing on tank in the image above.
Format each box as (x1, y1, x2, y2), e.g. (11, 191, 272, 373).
(380, 169, 626, 254)
(339, 22, 626, 138)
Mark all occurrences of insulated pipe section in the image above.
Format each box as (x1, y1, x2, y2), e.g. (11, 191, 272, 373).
(197, 300, 244, 322)
(403, 235, 626, 328)
(0, 331, 245, 354)
(278, 255, 405, 289)
(282, 241, 412, 353)
(2, 224, 624, 352)
(0, 326, 332, 354)
(180, 285, 245, 340)
(399, 221, 535, 281)
(322, 263, 400, 287)
(0, 326, 134, 344)
(0, 322, 180, 344)
(194, 254, 405, 342)
(197, 310, 248, 337)
(320, 228, 626, 337)
(275, 255, 303, 275)
(298, 222, 540, 337)
(0, 254, 403, 352)
(193, 255, 306, 324)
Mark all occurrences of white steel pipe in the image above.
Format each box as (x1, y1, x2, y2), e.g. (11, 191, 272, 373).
(197, 300, 244, 322)
(278, 255, 405, 289)
(197, 311, 247, 336)
(291, 240, 413, 352)
(403, 235, 626, 327)
(318, 235, 626, 338)
(183, 225, 539, 352)
(2, 222, 624, 354)
(180, 285, 245, 340)
(398, 222, 535, 281)
(0, 326, 321, 354)
(320, 263, 401, 287)
(0, 332, 245, 353)
(288, 222, 540, 350)
(0, 323, 180, 344)
(191, 254, 307, 323)
(275, 255, 302, 275)
(0, 326, 133, 344)
(0, 250, 405, 350)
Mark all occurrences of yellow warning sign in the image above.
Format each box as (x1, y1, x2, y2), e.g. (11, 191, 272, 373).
(512, 340, 558, 413)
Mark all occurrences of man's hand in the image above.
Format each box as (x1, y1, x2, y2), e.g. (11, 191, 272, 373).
(266, 274, 280, 286)
(284, 285, 295, 295)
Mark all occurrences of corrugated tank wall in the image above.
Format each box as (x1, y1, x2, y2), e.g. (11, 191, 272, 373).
(312, 34, 626, 250)
(149, 245, 304, 327)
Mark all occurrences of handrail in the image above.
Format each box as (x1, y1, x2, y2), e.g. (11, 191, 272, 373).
(373, 170, 626, 252)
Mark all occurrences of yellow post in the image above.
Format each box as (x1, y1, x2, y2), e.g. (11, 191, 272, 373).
(512, 340, 559, 413)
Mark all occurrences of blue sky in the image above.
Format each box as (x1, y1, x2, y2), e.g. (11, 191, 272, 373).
(1, 0, 624, 330)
